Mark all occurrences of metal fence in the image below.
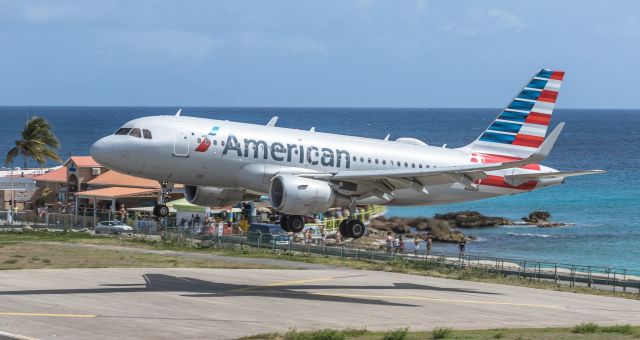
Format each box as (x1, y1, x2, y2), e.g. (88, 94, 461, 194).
(204, 234, 640, 294)
(1, 215, 639, 295)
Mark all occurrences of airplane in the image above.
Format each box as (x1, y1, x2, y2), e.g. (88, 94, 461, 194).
(90, 69, 604, 239)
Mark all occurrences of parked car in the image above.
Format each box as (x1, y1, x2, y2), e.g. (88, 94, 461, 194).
(247, 224, 290, 246)
(95, 221, 133, 235)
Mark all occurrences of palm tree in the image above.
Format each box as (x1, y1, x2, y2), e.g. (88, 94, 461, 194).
(5, 117, 62, 168)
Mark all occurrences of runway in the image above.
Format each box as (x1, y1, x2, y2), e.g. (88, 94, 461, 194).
(0, 268, 639, 339)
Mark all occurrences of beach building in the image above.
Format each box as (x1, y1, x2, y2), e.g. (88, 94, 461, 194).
(0, 174, 37, 211)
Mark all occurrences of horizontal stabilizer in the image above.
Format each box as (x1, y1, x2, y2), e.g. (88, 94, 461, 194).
(506, 170, 606, 181)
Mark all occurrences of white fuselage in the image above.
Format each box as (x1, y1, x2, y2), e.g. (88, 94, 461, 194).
(90, 115, 560, 206)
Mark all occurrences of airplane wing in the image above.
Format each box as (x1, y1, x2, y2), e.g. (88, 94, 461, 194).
(299, 123, 566, 189)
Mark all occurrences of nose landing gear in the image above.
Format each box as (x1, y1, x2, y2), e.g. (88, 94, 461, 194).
(153, 181, 174, 218)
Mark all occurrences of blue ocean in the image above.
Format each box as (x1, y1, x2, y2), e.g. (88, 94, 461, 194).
(1, 107, 639, 270)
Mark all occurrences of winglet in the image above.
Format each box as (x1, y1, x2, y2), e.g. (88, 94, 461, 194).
(384, 134, 390, 141)
(267, 116, 278, 127)
(175, 108, 182, 117)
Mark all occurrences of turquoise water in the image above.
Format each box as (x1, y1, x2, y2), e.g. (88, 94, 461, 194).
(1, 107, 638, 269)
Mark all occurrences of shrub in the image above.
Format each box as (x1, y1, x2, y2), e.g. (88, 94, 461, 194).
(572, 322, 599, 333)
(432, 327, 452, 339)
(284, 328, 346, 340)
(493, 332, 505, 338)
(601, 324, 633, 335)
(2, 259, 18, 264)
(382, 328, 409, 340)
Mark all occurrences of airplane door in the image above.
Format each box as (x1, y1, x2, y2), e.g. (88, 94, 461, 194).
(173, 126, 190, 157)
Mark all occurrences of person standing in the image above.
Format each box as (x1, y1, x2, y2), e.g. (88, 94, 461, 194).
(426, 234, 433, 255)
(399, 235, 405, 254)
(386, 232, 394, 253)
(413, 237, 420, 256)
(393, 235, 400, 254)
(458, 239, 467, 258)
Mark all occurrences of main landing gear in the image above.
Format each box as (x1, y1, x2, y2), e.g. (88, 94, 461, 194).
(153, 181, 173, 218)
(280, 214, 305, 233)
(339, 201, 366, 239)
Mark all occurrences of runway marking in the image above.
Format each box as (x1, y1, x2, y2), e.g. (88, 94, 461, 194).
(232, 276, 337, 292)
(0, 330, 39, 340)
(310, 292, 564, 309)
(0, 312, 97, 318)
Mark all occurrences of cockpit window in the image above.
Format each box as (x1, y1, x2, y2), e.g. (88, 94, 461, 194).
(142, 129, 152, 139)
(115, 128, 132, 135)
(129, 128, 142, 138)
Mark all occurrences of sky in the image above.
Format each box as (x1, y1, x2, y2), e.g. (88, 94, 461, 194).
(1, 0, 639, 108)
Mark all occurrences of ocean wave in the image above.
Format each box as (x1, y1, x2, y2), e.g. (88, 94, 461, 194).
(507, 232, 551, 238)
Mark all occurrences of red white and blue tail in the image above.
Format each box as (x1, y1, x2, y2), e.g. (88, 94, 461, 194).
(463, 69, 564, 159)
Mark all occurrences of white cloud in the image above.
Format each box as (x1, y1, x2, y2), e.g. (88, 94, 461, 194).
(487, 9, 526, 33)
(98, 29, 225, 63)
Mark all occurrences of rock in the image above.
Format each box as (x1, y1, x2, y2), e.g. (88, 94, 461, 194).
(368, 216, 465, 242)
(434, 211, 513, 228)
(522, 210, 551, 224)
(521, 210, 566, 227)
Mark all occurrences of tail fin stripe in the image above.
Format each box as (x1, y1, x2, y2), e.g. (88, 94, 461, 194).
(512, 134, 544, 148)
(498, 111, 528, 122)
(537, 69, 554, 78)
(518, 124, 546, 137)
(517, 89, 543, 101)
(538, 90, 558, 103)
(488, 121, 522, 134)
(527, 79, 548, 89)
(508, 100, 535, 111)
(525, 112, 551, 125)
(479, 132, 516, 144)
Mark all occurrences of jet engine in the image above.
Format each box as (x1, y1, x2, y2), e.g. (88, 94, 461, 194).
(269, 175, 349, 215)
(184, 185, 243, 207)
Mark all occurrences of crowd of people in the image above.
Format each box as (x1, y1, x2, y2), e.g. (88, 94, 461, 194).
(385, 232, 433, 255)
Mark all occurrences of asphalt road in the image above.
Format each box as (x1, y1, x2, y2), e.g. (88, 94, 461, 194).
(0, 268, 639, 339)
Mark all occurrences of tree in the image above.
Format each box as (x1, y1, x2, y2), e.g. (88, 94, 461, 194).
(5, 116, 62, 168)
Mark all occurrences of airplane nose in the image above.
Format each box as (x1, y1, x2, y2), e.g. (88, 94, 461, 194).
(90, 137, 113, 166)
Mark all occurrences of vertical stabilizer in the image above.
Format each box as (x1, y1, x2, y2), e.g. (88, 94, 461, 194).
(462, 69, 565, 159)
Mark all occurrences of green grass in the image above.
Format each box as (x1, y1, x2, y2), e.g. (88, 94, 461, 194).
(1, 230, 639, 300)
(243, 324, 640, 339)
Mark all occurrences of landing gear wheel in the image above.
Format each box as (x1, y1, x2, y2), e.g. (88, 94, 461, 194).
(154, 204, 169, 217)
(287, 215, 305, 233)
(347, 219, 366, 239)
(280, 215, 291, 232)
(339, 220, 351, 238)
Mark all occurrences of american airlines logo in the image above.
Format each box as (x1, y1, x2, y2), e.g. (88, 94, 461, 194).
(194, 126, 219, 152)
(195, 126, 352, 168)
(222, 135, 352, 168)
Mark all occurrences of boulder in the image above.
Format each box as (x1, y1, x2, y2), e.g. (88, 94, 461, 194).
(434, 211, 513, 228)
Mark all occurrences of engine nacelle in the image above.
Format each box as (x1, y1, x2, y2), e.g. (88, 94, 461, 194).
(269, 175, 349, 215)
(184, 185, 243, 207)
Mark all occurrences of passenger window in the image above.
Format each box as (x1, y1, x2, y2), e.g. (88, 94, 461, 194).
(143, 129, 152, 139)
(382, 160, 386, 165)
(412, 163, 415, 168)
(213, 140, 217, 146)
(375, 159, 379, 164)
(404, 162, 408, 167)
(129, 128, 142, 138)
(419, 164, 423, 168)
(397, 161, 400, 167)
(115, 128, 131, 135)
(352, 156, 357, 162)
(367, 158, 371, 163)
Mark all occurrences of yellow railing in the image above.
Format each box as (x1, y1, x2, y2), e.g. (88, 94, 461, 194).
(321, 205, 385, 231)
